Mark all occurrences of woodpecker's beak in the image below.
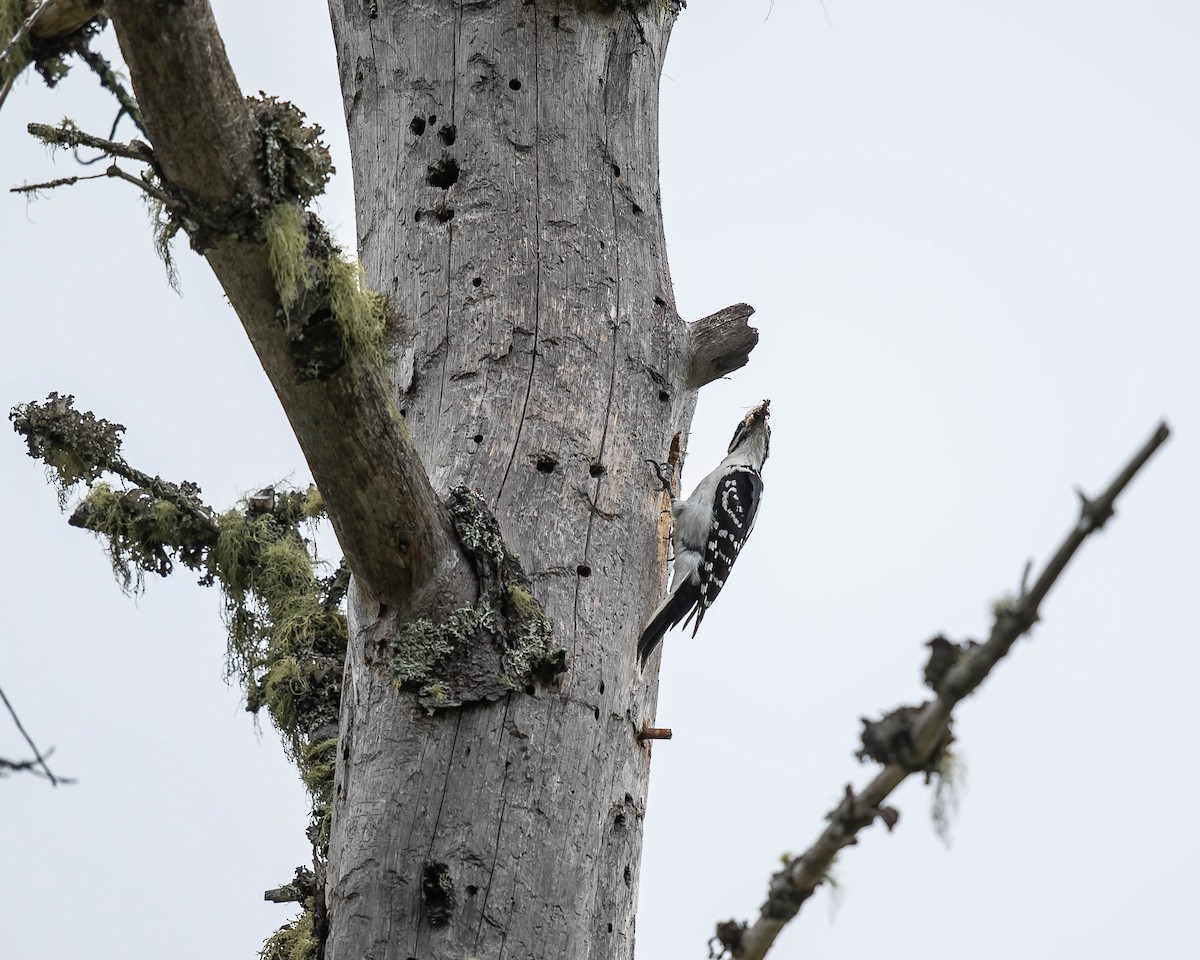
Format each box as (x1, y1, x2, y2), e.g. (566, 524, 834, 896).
(727, 399, 771, 454)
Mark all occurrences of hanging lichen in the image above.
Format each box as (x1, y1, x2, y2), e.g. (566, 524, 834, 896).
(931, 747, 965, 846)
(264, 202, 310, 314)
(69, 482, 208, 590)
(325, 251, 387, 358)
(263, 202, 389, 376)
(10, 394, 344, 889)
(259, 902, 318, 960)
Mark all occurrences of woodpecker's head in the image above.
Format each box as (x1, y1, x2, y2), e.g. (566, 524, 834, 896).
(727, 399, 771, 467)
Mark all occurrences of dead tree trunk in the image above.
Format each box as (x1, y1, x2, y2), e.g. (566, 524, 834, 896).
(324, 4, 691, 958)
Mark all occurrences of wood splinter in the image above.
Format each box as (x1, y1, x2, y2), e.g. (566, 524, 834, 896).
(638, 725, 673, 742)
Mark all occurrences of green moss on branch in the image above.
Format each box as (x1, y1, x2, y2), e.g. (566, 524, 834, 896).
(70, 482, 210, 590)
(264, 204, 388, 377)
(11, 395, 343, 851)
(260, 902, 318, 960)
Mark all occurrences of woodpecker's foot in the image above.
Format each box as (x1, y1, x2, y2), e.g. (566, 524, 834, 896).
(645, 458, 675, 499)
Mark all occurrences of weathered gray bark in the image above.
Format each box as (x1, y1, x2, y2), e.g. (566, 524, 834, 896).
(324, 3, 689, 958)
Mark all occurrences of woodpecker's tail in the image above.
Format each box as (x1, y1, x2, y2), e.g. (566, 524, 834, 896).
(637, 583, 698, 667)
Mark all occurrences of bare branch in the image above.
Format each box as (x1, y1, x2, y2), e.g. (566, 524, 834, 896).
(10, 170, 108, 193)
(0, 755, 40, 774)
(27, 119, 152, 161)
(719, 421, 1171, 960)
(686, 303, 759, 389)
(75, 45, 144, 134)
(15, 120, 167, 201)
(11, 163, 168, 201)
(0, 684, 73, 785)
(0, 747, 74, 782)
(102, 162, 170, 201)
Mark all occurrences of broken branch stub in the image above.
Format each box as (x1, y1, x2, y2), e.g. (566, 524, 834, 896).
(686, 303, 759, 389)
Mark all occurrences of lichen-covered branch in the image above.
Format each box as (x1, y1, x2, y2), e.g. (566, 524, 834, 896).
(10, 393, 345, 743)
(13, 394, 337, 743)
(87, 0, 474, 610)
(714, 422, 1171, 960)
(26, 118, 151, 161)
(11, 390, 345, 957)
(686, 303, 759, 389)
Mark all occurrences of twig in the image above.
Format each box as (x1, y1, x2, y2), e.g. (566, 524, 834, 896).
(0, 1, 51, 72)
(10, 172, 103, 193)
(27, 121, 152, 163)
(11, 162, 173, 205)
(0, 746, 73, 782)
(0, 755, 41, 774)
(103, 162, 171, 203)
(718, 421, 1171, 960)
(108, 459, 221, 537)
(77, 110, 135, 166)
(0, 683, 62, 785)
(75, 46, 146, 135)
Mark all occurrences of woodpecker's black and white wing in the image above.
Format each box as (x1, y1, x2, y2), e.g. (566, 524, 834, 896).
(637, 399, 770, 667)
(682, 466, 762, 635)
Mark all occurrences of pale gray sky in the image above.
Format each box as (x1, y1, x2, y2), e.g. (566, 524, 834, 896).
(2, 2, 1197, 959)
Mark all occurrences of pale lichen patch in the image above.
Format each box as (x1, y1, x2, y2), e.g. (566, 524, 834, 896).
(388, 487, 565, 709)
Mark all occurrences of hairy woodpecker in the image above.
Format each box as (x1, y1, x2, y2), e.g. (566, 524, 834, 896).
(638, 400, 770, 666)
